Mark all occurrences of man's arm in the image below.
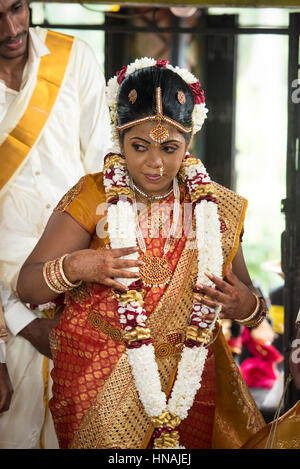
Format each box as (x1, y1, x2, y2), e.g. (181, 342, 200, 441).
(18, 314, 62, 359)
(1, 277, 60, 359)
(0, 298, 13, 412)
(0, 363, 13, 413)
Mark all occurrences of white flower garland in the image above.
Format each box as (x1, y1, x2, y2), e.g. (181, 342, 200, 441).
(167, 346, 208, 420)
(127, 344, 167, 417)
(107, 200, 139, 285)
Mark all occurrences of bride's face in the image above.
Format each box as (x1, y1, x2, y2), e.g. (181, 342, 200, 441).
(122, 121, 187, 197)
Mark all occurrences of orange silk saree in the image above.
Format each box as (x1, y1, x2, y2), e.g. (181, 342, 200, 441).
(49, 173, 265, 449)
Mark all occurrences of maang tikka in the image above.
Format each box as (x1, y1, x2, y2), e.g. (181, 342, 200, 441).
(149, 88, 170, 144)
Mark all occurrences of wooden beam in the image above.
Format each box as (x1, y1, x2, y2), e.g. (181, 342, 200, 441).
(28, 0, 300, 7)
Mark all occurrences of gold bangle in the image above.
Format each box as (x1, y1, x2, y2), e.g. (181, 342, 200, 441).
(43, 255, 82, 294)
(43, 260, 64, 294)
(58, 254, 82, 288)
(237, 296, 267, 328)
(243, 313, 265, 329)
(236, 294, 260, 325)
(49, 257, 69, 291)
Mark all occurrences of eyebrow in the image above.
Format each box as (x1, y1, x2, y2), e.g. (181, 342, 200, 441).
(162, 139, 182, 144)
(2, 0, 22, 12)
(129, 137, 151, 144)
(11, 0, 22, 8)
(0, 0, 21, 14)
(129, 137, 182, 144)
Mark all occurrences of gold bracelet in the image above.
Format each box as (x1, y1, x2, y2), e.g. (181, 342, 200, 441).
(243, 312, 265, 329)
(236, 294, 260, 325)
(43, 254, 82, 293)
(43, 261, 63, 294)
(237, 296, 267, 329)
(58, 254, 82, 288)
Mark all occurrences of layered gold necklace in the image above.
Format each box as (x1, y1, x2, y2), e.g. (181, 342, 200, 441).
(130, 177, 181, 288)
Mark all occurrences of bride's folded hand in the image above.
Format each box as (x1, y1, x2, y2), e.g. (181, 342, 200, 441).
(193, 264, 256, 321)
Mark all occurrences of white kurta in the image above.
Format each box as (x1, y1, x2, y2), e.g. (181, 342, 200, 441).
(0, 27, 111, 448)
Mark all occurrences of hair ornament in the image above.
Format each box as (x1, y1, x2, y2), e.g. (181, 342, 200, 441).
(128, 89, 137, 104)
(177, 90, 186, 105)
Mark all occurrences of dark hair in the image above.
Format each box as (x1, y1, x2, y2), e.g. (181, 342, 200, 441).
(117, 66, 194, 143)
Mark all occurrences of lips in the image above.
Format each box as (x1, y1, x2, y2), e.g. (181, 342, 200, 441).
(5, 39, 22, 49)
(1, 32, 26, 51)
(144, 174, 161, 182)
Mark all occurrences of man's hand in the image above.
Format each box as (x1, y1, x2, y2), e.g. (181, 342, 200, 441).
(18, 314, 62, 359)
(0, 363, 13, 413)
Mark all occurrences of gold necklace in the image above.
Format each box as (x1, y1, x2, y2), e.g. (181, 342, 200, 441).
(132, 182, 173, 201)
(130, 177, 180, 288)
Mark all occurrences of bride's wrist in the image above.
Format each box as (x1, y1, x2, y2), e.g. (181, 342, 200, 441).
(235, 293, 266, 328)
(43, 253, 82, 294)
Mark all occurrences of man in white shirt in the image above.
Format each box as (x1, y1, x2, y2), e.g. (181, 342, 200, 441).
(0, 0, 111, 448)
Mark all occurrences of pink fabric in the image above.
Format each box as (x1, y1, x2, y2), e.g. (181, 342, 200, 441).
(240, 327, 283, 389)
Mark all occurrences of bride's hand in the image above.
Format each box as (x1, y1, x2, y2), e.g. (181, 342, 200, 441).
(64, 246, 143, 292)
(194, 264, 257, 321)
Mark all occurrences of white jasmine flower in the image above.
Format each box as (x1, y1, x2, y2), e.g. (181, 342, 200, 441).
(199, 322, 208, 328)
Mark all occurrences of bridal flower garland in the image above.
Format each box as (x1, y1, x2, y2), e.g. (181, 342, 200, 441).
(103, 59, 223, 449)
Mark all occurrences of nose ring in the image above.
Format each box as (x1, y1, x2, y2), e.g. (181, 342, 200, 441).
(160, 166, 163, 177)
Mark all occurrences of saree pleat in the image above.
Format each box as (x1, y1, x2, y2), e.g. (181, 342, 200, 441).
(241, 401, 300, 449)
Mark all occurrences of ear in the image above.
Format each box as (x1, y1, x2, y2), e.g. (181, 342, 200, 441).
(118, 133, 125, 154)
(178, 155, 187, 182)
(186, 131, 193, 151)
